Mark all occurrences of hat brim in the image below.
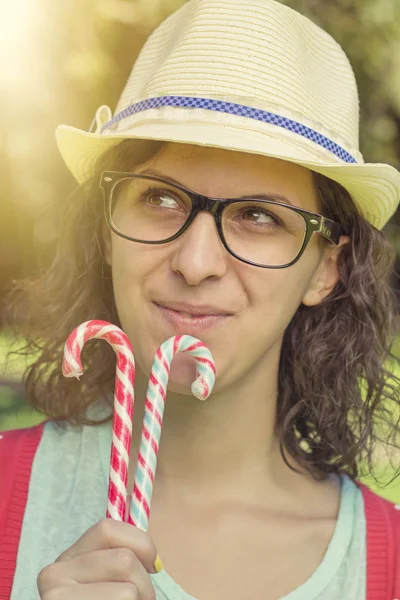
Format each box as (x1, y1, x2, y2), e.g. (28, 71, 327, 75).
(56, 122, 400, 231)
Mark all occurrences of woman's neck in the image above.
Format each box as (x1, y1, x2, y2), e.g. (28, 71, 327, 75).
(127, 351, 312, 506)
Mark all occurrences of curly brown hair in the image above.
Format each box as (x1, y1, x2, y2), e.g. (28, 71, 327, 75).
(4, 139, 400, 482)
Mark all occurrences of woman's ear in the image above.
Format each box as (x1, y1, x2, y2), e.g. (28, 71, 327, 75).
(302, 235, 350, 307)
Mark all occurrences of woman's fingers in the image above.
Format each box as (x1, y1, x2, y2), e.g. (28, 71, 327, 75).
(39, 548, 156, 599)
(56, 519, 158, 574)
(37, 519, 159, 600)
(39, 581, 147, 600)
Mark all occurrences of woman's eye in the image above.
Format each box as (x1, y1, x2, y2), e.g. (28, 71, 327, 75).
(241, 208, 278, 224)
(146, 191, 179, 208)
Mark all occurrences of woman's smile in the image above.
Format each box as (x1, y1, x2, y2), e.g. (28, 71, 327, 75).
(153, 301, 233, 335)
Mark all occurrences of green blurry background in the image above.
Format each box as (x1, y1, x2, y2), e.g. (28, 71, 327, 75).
(0, 0, 400, 500)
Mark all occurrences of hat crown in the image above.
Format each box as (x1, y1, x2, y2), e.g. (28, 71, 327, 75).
(115, 0, 360, 152)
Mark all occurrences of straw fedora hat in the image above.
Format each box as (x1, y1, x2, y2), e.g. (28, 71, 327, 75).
(56, 0, 400, 231)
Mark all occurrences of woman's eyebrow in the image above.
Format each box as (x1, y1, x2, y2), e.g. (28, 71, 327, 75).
(137, 167, 294, 206)
(137, 167, 184, 188)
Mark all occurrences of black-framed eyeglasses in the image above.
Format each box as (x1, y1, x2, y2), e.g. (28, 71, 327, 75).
(100, 171, 348, 269)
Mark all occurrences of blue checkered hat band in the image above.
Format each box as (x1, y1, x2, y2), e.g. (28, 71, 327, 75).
(101, 95, 357, 164)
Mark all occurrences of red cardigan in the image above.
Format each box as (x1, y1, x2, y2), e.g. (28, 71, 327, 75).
(0, 423, 399, 599)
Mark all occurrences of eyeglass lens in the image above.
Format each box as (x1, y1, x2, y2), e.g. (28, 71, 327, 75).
(109, 177, 307, 267)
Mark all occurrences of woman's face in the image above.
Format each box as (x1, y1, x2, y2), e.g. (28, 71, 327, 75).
(104, 143, 344, 394)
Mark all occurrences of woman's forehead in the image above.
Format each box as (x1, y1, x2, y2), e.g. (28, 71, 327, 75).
(136, 142, 319, 211)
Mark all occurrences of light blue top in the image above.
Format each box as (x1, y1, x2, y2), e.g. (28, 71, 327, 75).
(11, 410, 366, 599)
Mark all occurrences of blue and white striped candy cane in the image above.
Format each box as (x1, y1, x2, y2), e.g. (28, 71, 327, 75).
(128, 335, 216, 531)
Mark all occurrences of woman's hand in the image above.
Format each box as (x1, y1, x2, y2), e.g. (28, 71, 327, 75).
(37, 519, 161, 599)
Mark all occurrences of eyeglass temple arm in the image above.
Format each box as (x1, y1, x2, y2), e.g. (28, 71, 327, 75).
(317, 216, 347, 245)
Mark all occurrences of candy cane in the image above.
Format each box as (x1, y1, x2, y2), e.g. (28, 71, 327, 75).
(128, 334, 216, 530)
(62, 320, 135, 522)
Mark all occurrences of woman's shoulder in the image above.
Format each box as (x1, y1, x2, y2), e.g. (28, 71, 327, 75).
(0, 422, 47, 510)
(356, 479, 400, 531)
(0, 422, 48, 578)
(355, 481, 400, 598)
(0, 418, 87, 484)
(0, 418, 102, 530)
(0, 420, 47, 463)
(356, 478, 400, 512)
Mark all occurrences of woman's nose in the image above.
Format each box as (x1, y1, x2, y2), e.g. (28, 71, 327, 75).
(170, 213, 228, 285)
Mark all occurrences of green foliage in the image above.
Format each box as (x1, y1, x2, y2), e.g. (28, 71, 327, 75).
(0, 334, 45, 430)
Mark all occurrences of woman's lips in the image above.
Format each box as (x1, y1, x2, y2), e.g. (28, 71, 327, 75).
(154, 303, 230, 333)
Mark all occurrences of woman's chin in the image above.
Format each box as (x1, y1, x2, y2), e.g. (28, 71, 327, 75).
(138, 344, 217, 397)
(164, 354, 200, 396)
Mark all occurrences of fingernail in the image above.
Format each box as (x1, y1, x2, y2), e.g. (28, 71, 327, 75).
(153, 554, 163, 573)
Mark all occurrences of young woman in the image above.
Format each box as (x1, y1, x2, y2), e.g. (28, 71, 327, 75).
(1, 1, 400, 599)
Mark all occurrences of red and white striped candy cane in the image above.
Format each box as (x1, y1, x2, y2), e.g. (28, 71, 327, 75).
(62, 320, 135, 522)
(128, 334, 216, 530)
